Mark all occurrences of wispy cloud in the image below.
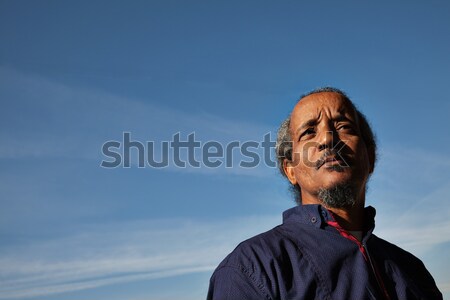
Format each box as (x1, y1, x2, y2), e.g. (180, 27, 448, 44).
(2, 67, 449, 299)
(2, 187, 449, 300)
(0, 197, 450, 299)
(1, 188, 449, 299)
(375, 203, 450, 295)
(0, 215, 280, 299)
(0, 66, 275, 176)
(373, 182, 450, 281)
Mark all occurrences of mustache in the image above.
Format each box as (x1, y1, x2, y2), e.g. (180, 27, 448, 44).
(315, 149, 350, 170)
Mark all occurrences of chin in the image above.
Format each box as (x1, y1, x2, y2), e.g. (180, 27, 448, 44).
(320, 171, 353, 189)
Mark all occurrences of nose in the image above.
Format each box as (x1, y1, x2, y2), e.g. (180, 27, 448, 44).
(317, 129, 338, 151)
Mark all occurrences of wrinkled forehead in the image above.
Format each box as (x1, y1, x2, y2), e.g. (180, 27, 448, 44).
(290, 92, 358, 130)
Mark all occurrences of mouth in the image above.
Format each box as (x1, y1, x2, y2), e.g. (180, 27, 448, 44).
(316, 155, 348, 170)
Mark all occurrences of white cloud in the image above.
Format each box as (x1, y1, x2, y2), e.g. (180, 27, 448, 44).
(377, 183, 450, 255)
(2, 188, 449, 300)
(2, 67, 449, 299)
(0, 67, 271, 157)
(0, 66, 277, 176)
(0, 215, 280, 299)
(2, 195, 449, 300)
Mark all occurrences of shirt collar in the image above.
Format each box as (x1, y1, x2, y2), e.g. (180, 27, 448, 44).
(282, 204, 377, 231)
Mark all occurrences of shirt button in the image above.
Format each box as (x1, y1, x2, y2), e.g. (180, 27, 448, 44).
(311, 217, 317, 223)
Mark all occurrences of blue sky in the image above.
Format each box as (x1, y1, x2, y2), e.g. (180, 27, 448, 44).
(1, 1, 450, 299)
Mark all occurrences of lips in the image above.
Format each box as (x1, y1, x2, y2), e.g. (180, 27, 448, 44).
(323, 156, 342, 166)
(324, 156, 340, 163)
(316, 154, 348, 169)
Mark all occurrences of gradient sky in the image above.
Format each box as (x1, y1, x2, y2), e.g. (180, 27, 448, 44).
(1, 1, 450, 299)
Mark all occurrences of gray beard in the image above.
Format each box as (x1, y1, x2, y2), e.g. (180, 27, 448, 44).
(318, 183, 356, 208)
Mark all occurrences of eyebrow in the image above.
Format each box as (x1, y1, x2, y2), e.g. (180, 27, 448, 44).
(333, 114, 355, 124)
(294, 114, 355, 136)
(295, 119, 318, 136)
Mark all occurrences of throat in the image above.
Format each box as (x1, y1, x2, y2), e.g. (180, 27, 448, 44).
(348, 230, 363, 241)
(327, 206, 365, 231)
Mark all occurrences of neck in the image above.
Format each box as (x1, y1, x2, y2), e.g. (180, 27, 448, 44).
(326, 205, 365, 231)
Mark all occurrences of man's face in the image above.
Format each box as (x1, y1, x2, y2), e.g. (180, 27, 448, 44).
(284, 92, 374, 206)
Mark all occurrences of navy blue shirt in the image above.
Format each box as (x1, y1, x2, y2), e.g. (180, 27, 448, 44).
(207, 205, 442, 300)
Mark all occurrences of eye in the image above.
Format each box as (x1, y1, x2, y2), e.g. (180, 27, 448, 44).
(337, 123, 355, 133)
(305, 128, 315, 134)
(299, 128, 315, 140)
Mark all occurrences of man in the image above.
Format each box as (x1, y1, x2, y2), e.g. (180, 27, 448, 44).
(207, 87, 442, 300)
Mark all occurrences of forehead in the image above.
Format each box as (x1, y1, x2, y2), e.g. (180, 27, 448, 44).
(290, 92, 357, 128)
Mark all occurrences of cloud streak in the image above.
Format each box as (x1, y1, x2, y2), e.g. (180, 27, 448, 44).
(0, 215, 280, 299)
(1, 67, 449, 299)
(1, 188, 449, 300)
(0, 67, 272, 160)
(0, 67, 280, 180)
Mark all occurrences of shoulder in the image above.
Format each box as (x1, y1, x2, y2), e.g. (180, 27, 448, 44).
(369, 234, 424, 265)
(208, 227, 284, 300)
(208, 225, 305, 300)
(369, 234, 442, 298)
(216, 225, 290, 271)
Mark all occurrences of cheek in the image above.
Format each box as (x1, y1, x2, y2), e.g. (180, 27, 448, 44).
(292, 144, 317, 178)
(293, 142, 315, 165)
(301, 141, 321, 170)
(291, 143, 302, 165)
(306, 144, 317, 166)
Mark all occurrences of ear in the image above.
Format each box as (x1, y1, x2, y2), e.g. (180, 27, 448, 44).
(283, 159, 298, 185)
(368, 146, 376, 174)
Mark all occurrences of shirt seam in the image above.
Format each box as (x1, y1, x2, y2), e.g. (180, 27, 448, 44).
(215, 264, 273, 300)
